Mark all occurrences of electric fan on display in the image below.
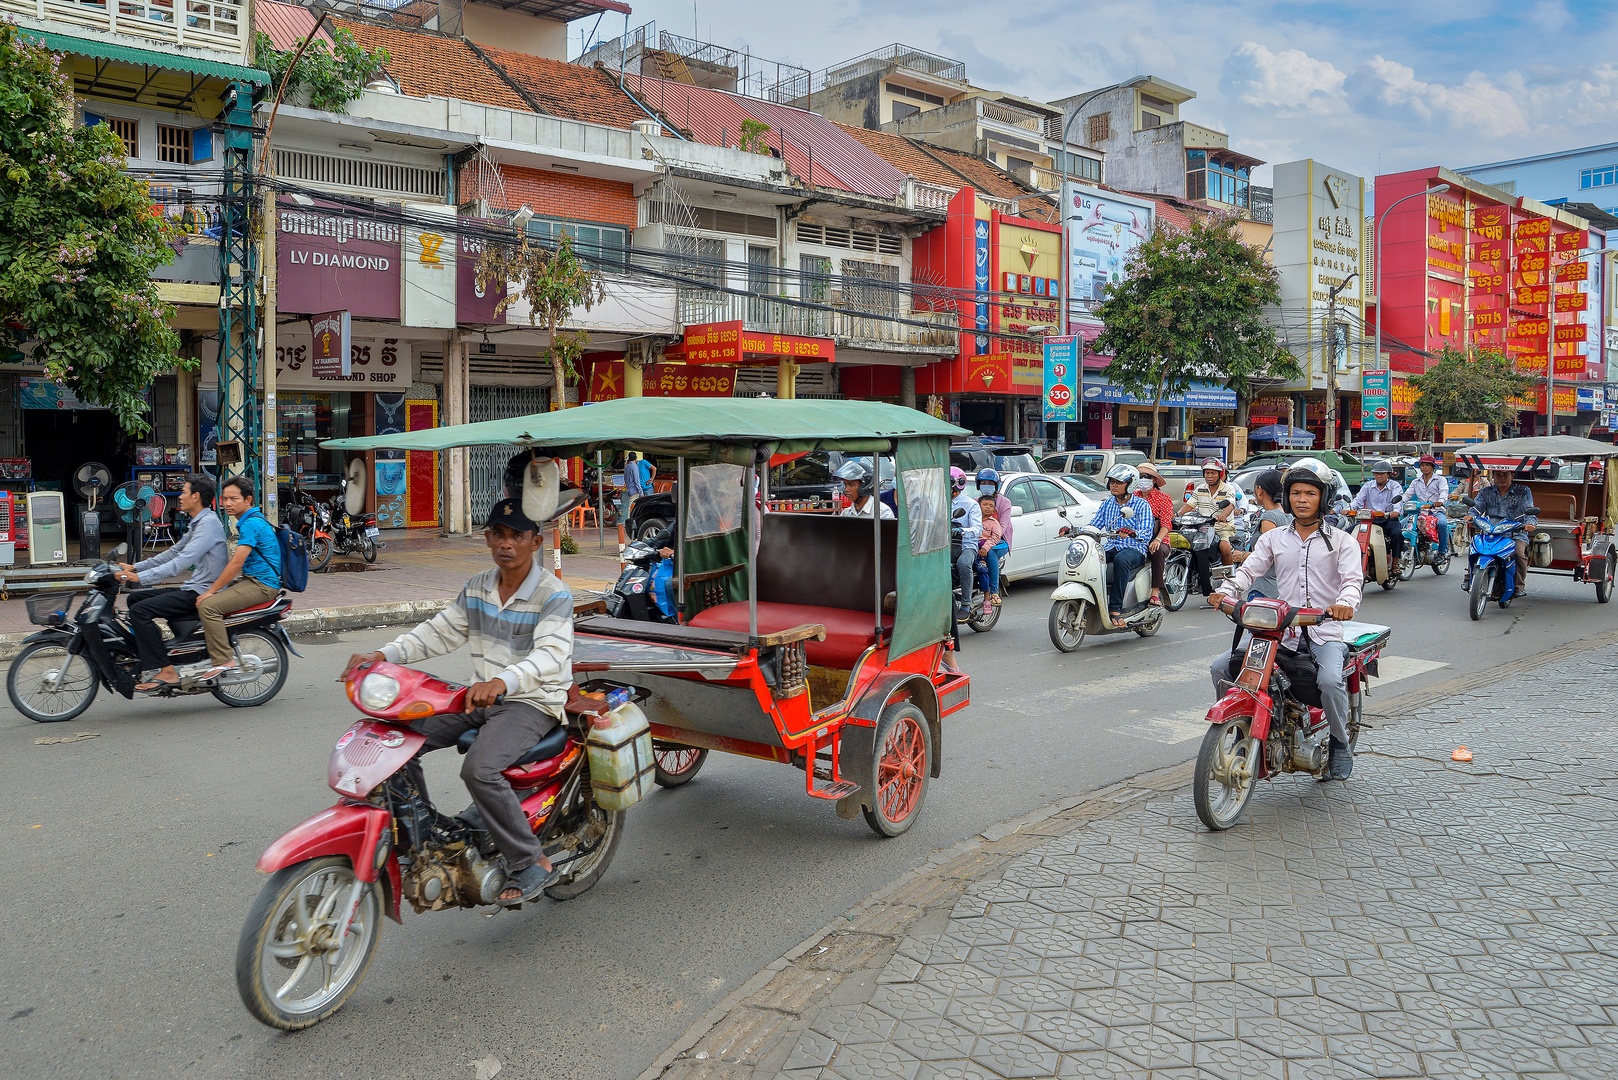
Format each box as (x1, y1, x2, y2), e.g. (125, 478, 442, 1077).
(72, 462, 113, 561)
(110, 480, 158, 557)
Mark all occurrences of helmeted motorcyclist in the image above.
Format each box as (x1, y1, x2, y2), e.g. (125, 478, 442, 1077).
(833, 458, 894, 519)
(1181, 458, 1242, 565)
(975, 468, 1012, 604)
(950, 466, 982, 619)
(1405, 454, 1451, 562)
(1350, 461, 1405, 568)
(1089, 464, 1154, 628)
(1207, 459, 1363, 780)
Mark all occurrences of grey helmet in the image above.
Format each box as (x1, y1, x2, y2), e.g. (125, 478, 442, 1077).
(833, 458, 875, 500)
(1105, 463, 1140, 488)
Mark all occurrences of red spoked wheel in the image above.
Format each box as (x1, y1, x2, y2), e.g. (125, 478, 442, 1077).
(653, 742, 708, 788)
(863, 703, 932, 837)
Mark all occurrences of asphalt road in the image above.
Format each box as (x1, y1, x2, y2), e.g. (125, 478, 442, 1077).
(3, 562, 1613, 1080)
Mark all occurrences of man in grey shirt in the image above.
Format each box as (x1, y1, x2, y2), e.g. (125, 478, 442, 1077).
(113, 474, 229, 691)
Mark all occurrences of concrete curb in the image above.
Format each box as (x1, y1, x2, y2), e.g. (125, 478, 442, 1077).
(0, 597, 454, 661)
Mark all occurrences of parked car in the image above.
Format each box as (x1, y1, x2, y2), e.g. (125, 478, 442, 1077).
(625, 451, 893, 541)
(1239, 448, 1368, 486)
(950, 438, 1040, 476)
(1039, 448, 1149, 478)
(1232, 460, 1351, 505)
(984, 472, 1102, 585)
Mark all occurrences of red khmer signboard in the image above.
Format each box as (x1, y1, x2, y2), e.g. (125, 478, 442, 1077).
(277, 196, 401, 320)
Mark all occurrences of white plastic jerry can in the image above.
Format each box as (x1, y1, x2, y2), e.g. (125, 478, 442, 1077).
(586, 699, 655, 811)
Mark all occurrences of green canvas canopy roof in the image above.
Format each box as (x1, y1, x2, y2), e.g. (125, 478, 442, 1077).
(323, 397, 969, 459)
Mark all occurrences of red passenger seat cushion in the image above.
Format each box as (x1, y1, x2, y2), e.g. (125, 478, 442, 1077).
(687, 602, 892, 669)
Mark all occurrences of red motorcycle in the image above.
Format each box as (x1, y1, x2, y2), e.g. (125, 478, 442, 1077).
(1193, 596, 1389, 830)
(235, 661, 632, 1030)
(1352, 505, 1401, 591)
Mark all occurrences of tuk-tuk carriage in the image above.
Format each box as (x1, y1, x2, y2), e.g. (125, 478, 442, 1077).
(1456, 435, 1618, 603)
(327, 398, 971, 837)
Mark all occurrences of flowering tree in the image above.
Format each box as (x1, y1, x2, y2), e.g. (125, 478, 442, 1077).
(476, 231, 604, 410)
(1093, 211, 1296, 454)
(0, 25, 184, 433)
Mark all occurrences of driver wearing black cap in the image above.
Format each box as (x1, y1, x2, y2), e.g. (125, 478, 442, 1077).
(345, 493, 577, 906)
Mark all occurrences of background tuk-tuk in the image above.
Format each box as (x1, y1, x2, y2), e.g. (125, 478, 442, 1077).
(327, 398, 971, 837)
(1456, 436, 1618, 602)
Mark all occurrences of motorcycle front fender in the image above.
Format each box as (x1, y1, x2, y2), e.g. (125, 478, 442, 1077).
(1050, 581, 1100, 606)
(258, 802, 389, 883)
(19, 627, 75, 648)
(1209, 689, 1274, 741)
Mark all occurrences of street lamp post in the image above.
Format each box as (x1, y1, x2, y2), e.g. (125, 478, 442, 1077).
(1372, 182, 1449, 445)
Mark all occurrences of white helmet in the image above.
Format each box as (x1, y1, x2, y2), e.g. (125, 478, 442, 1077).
(1106, 463, 1140, 487)
(1283, 458, 1336, 501)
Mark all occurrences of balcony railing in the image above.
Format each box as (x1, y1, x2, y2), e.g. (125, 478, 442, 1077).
(904, 178, 956, 212)
(678, 290, 958, 352)
(977, 98, 1044, 132)
(3, 0, 249, 57)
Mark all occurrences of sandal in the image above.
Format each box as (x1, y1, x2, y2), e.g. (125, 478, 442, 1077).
(1110, 615, 1128, 629)
(136, 677, 180, 693)
(198, 663, 237, 683)
(1148, 595, 1164, 607)
(498, 861, 562, 906)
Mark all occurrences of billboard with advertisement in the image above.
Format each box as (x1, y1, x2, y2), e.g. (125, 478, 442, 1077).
(277, 197, 401, 320)
(1361, 369, 1390, 431)
(1061, 183, 1155, 321)
(1041, 337, 1078, 422)
(1272, 160, 1365, 390)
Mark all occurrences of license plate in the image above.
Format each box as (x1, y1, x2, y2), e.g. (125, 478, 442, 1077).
(365, 526, 380, 537)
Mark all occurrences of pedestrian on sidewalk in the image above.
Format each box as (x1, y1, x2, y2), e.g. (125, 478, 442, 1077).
(621, 452, 647, 522)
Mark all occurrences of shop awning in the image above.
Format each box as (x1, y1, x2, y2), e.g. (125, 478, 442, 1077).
(20, 28, 269, 84)
(1080, 377, 1237, 410)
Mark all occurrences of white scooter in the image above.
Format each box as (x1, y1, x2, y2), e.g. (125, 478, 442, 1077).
(1048, 524, 1163, 651)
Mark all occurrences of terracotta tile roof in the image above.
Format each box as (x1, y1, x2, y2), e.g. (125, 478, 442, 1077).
(331, 19, 530, 112)
(255, 0, 334, 52)
(479, 48, 648, 130)
(1112, 189, 1198, 232)
(834, 123, 1057, 220)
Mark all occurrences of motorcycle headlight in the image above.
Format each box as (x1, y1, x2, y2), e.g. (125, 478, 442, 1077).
(1065, 539, 1090, 568)
(1240, 604, 1283, 630)
(84, 568, 97, 584)
(358, 672, 401, 710)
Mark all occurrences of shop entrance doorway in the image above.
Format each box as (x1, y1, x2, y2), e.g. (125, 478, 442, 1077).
(468, 385, 549, 524)
(24, 410, 127, 538)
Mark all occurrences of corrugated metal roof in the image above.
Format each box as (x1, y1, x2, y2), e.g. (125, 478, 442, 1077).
(20, 28, 268, 83)
(255, 0, 334, 52)
(620, 75, 904, 199)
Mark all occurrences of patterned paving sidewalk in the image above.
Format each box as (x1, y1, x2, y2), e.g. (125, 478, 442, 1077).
(773, 644, 1618, 1080)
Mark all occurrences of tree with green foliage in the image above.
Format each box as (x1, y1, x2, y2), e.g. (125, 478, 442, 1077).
(1407, 346, 1536, 439)
(254, 28, 390, 113)
(0, 25, 183, 434)
(1093, 211, 1297, 454)
(476, 231, 605, 410)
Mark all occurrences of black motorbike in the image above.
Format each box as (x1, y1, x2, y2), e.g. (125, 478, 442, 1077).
(5, 547, 297, 722)
(325, 488, 380, 566)
(285, 491, 334, 572)
(604, 539, 678, 623)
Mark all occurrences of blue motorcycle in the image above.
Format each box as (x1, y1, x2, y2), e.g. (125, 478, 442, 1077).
(604, 539, 679, 623)
(1465, 507, 1537, 621)
(1401, 502, 1452, 578)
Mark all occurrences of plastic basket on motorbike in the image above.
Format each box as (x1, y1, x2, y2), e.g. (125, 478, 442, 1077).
(324, 397, 971, 839)
(1455, 436, 1618, 604)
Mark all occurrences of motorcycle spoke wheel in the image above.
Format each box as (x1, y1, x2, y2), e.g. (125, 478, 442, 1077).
(863, 703, 931, 837)
(1597, 555, 1614, 604)
(543, 791, 625, 900)
(1400, 548, 1416, 580)
(308, 536, 333, 572)
(7, 642, 98, 723)
(360, 537, 377, 563)
(653, 743, 708, 788)
(1163, 561, 1190, 611)
(967, 595, 1000, 632)
(211, 630, 289, 708)
(1432, 551, 1450, 575)
(1048, 599, 1087, 652)
(1193, 718, 1257, 831)
(236, 856, 380, 1030)
(1469, 568, 1491, 621)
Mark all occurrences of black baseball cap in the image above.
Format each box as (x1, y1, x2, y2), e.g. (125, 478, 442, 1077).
(485, 498, 539, 534)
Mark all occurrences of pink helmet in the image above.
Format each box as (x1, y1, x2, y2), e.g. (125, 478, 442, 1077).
(949, 466, 968, 493)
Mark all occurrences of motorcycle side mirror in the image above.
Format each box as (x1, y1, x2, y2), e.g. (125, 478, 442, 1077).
(112, 542, 129, 559)
(1461, 496, 1475, 507)
(1215, 499, 1231, 509)
(952, 507, 967, 519)
(1525, 506, 1540, 516)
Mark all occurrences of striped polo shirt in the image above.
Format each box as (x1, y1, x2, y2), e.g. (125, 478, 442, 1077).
(381, 558, 574, 713)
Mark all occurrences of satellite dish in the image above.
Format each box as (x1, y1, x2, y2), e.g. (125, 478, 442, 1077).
(73, 462, 113, 506)
(344, 458, 367, 516)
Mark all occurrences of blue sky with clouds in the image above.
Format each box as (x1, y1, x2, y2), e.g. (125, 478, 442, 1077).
(608, 0, 1618, 187)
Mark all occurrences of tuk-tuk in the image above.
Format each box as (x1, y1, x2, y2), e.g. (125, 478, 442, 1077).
(1456, 436, 1618, 602)
(326, 398, 971, 837)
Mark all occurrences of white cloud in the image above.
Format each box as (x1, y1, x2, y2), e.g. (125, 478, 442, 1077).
(1363, 56, 1531, 136)
(1225, 42, 1347, 114)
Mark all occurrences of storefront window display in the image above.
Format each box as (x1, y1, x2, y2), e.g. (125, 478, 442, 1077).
(278, 391, 353, 494)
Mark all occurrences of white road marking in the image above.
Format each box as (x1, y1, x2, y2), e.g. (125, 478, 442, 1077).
(1106, 708, 1210, 745)
(1372, 655, 1449, 686)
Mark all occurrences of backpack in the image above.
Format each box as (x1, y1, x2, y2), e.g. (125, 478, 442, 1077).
(276, 524, 309, 593)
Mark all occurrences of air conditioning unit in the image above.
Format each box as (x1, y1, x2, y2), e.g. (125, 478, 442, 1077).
(27, 491, 67, 565)
(0, 491, 15, 566)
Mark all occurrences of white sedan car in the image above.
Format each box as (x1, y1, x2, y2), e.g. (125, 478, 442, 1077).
(974, 472, 1102, 584)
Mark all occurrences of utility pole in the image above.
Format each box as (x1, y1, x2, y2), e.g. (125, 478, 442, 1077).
(262, 188, 278, 524)
(1323, 270, 1357, 450)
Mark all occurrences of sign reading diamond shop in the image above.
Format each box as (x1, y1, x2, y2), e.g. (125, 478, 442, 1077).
(278, 197, 402, 320)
